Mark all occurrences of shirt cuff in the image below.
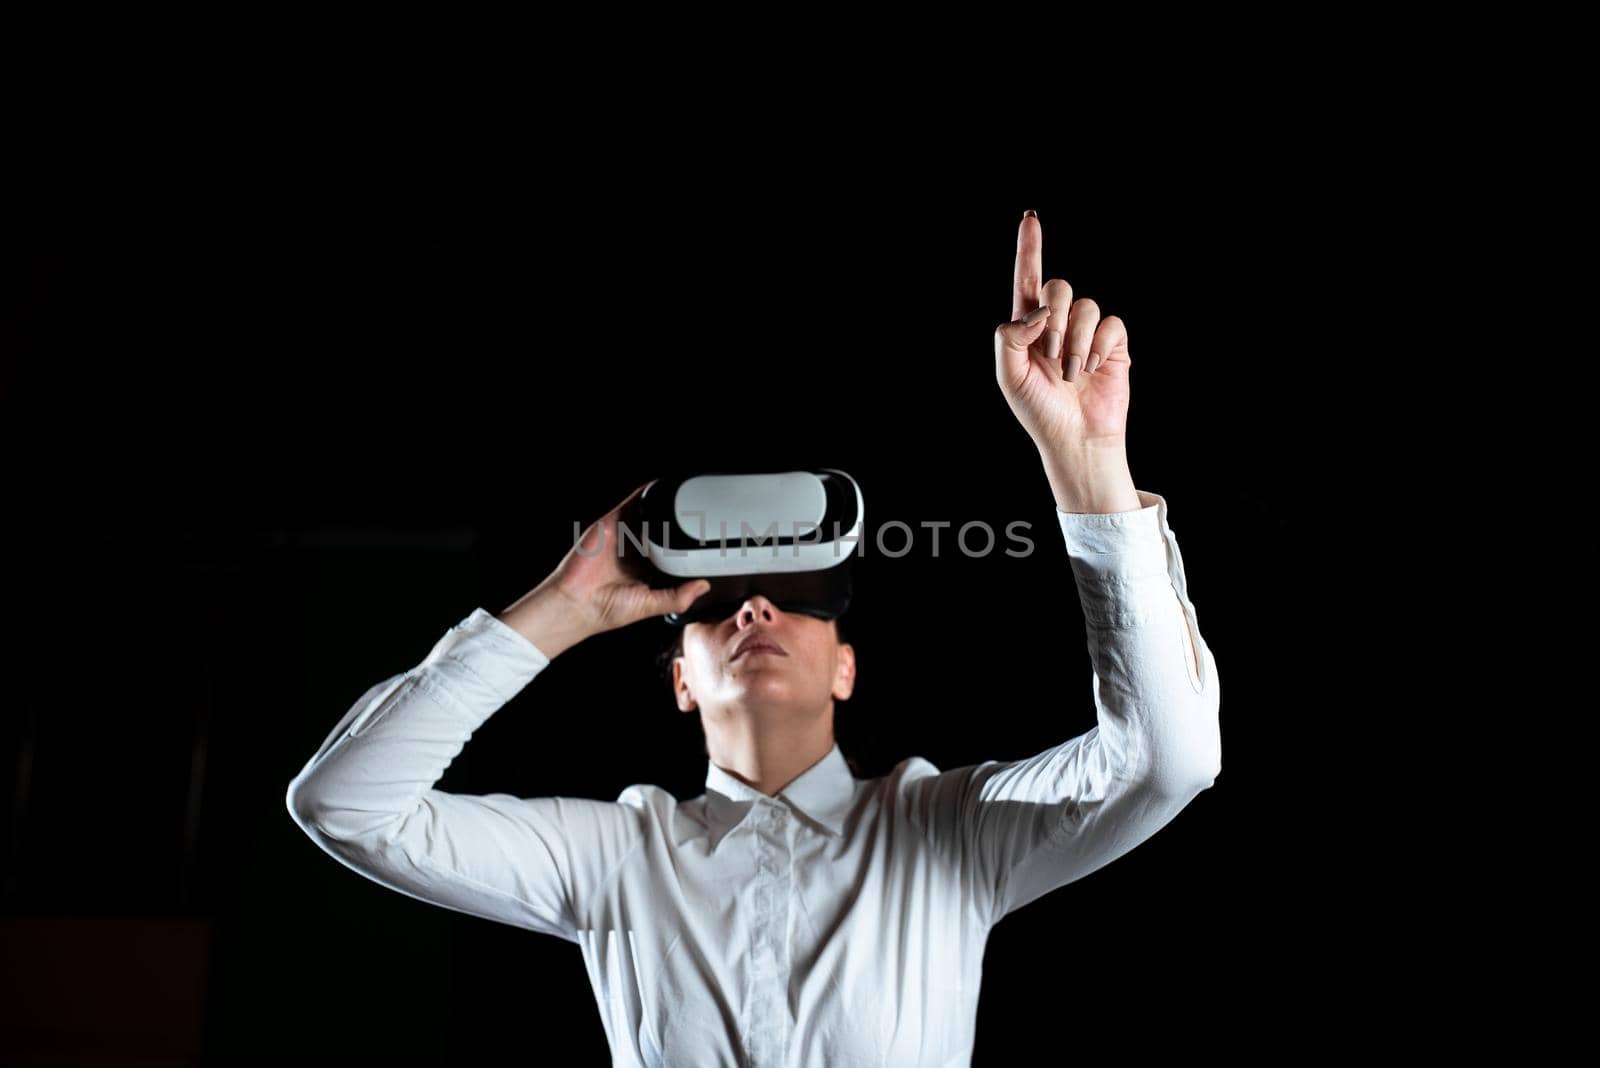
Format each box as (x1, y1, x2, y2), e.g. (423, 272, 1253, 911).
(1057, 488, 1174, 626)
(416, 606, 553, 709)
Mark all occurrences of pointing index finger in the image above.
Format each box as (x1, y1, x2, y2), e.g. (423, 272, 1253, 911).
(1012, 210, 1042, 322)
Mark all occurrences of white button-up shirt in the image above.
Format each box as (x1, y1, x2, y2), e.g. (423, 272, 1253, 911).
(286, 488, 1221, 1067)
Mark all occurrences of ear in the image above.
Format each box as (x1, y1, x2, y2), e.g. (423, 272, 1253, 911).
(673, 656, 698, 713)
(831, 641, 856, 702)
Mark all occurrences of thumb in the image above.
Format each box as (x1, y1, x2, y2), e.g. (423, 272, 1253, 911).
(995, 304, 1053, 386)
(658, 579, 712, 617)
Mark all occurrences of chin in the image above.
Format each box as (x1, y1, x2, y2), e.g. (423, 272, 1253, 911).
(733, 677, 796, 703)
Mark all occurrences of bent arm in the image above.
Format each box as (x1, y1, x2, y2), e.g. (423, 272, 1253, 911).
(285, 607, 643, 943)
(909, 488, 1222, 926)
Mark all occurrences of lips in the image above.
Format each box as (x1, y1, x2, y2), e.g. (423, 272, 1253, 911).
(732, 633, 788, 660)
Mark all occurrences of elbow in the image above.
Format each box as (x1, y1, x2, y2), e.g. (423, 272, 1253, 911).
(1139, 736, 1221, 799)
(1155, 760, 1219, 800)
(285, 776, 321, 833)
(1184, 670, 1223, 792)
(1192, 722, 1223, 791)
(1187, 729, 1223, 794)
(285, 772, 344, 838)
(284, 775, 409, 846)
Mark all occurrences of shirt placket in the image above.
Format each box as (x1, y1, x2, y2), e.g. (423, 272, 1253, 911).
(744, 798, 792, 1067)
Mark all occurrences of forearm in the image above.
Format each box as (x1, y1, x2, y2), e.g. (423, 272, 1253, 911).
(1036, 439, 1141, 514)
(287, 607, 554, 842)
(1056, 491, 1221, 791)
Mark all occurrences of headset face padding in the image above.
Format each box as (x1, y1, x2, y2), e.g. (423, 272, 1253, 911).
(663, 566, 852, 625)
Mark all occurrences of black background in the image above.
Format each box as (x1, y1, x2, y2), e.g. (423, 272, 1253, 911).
(7, 152, 1382, 1063)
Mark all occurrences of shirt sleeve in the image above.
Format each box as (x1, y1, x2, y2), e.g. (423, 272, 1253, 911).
(905, 488, 1222, 928)
(285, 606, 646, 944)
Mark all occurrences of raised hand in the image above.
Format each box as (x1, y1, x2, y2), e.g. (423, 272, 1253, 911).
(994, 211, 1140, 515)
(498, 483, 712, 657)
(549, 483, 712, 633)
(994, 211, 1132, 453)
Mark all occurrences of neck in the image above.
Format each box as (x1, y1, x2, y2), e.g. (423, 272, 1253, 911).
(705, 706, 835, 797)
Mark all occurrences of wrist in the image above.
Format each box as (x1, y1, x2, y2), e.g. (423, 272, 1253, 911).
(1036, 439, 1141, 514)
(497, 583, 596, 659)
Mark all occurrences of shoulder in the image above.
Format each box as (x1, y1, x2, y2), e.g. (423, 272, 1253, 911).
(615, 781, 678, 814)
(614, 781, 714, 840)
(864, 754, 965, 818)
(888, 754, 943, 782)
(880, 753, 980, 790)
(873, 753, 1001, 838)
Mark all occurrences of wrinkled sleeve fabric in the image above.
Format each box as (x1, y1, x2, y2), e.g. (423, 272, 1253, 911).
(908, 488, 1222, 928)
(285, 607, 645, 944)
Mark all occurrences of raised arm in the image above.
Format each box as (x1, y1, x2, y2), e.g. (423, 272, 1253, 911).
(285, 484, 714, 942)
(906, 485, 1221, 925)
(903, 210, 1223, 928)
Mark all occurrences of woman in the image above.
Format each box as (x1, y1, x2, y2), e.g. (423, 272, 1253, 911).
(285, 210, 1221, 1066)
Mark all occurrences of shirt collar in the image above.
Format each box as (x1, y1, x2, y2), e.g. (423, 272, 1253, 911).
(698, 741, 857, 851)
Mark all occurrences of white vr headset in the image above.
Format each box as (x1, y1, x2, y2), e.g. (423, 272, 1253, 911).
(625, 468, 863, 625)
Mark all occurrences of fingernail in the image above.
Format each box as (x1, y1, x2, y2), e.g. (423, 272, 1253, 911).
(1086, 353, 1101, 373)
(1023, 305, 1050, 325)
(1042, 330, 1062, 361)
(1023, 209, 1037, 218)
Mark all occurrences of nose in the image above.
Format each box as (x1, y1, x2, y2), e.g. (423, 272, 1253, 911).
(735, 593, 778, 627)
